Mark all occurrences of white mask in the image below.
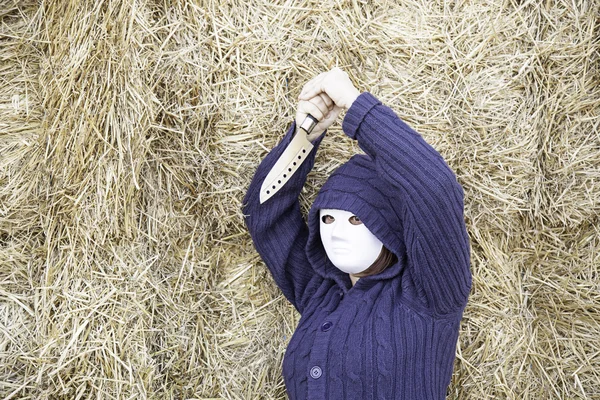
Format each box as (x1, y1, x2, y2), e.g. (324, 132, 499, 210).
(319, 209, 383, 274)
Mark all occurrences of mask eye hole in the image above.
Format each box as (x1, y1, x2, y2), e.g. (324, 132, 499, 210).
(349, 215, 362, 225)
(321, 215, 335, 224)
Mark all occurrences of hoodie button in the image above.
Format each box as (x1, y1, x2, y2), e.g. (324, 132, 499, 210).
(310, 366, 322, 379)
(321, 321, 332, 331)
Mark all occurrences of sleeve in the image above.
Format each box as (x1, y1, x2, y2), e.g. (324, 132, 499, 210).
(343, 92, 472, 315)
(242, 121, 326, 315)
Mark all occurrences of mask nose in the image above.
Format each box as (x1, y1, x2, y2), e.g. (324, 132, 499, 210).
(330, 219, 346, 240)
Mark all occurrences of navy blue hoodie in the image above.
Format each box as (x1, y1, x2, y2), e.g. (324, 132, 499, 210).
(243, 92, 472, 399)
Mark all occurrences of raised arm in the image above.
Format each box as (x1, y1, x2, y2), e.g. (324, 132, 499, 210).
(343, 92, 472, 315)
(242, 121, 326, 315)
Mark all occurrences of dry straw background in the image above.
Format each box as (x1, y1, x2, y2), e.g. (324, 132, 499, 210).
(1, 0, 599, 399)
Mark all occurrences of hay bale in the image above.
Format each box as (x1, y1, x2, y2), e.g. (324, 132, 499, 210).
(0, 0, 598, 398)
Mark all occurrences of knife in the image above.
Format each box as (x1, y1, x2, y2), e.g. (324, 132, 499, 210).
(259, 114, 318, 204)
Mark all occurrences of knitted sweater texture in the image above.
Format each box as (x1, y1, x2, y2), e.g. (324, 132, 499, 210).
(243, 92, 472, 399)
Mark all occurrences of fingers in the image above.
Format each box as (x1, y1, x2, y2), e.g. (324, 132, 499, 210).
(298, 99, 326, 121)
(298, 67, 355, 108)
(299, 72, 326, 100)
(321, 104, 342, 125)
(299, 68, 347, 98)
(319, 92, 333, 109)
(306, 104, 343, 142)
(296, 88, 339, 141)
(299, 93, 332, 121)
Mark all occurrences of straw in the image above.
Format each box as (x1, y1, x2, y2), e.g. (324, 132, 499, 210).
(0, 0, 599, 398)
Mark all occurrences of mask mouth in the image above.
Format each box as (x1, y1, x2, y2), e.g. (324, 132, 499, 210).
(331, 247, 351, 254)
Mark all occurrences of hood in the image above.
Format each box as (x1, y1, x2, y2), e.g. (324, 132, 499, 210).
(306, 154, 408, 291)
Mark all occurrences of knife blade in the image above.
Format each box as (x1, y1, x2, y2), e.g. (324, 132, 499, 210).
(259, 114, 318, 204)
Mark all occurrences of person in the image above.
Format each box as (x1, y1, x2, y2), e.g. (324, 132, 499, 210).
(242, 67, 472, 399)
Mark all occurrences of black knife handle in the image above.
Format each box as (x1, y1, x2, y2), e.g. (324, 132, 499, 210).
(299, 114, 318, 134)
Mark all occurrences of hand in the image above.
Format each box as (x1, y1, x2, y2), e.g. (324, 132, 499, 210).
(298, 67, 360, 110)
(296, 92, 343, 142)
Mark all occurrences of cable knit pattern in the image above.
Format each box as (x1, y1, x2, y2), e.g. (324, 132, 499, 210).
(242, 92, 472, 399)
